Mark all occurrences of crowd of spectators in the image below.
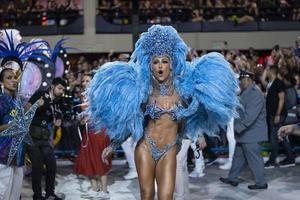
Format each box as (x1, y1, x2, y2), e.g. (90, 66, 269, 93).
(97, 0, 300, 25)
(1, 0, 299, 28)
(0, 0, 83, 27)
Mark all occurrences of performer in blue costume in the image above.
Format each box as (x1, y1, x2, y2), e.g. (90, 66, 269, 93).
(0, 29, 47, 200)
(87, 25, 240, 200)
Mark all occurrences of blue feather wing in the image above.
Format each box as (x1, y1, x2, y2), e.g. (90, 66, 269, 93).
(185, 52, 239, 139)
(86, 61, 143, 142)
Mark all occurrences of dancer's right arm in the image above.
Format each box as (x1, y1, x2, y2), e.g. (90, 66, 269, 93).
(101, 136, 131, 165)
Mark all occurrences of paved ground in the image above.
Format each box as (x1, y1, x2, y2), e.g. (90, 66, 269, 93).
(21, 158, 300, 200)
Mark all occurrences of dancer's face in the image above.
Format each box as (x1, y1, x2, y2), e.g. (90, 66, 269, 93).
(0, 69, 18, 93)
(151, 56, 171, 82)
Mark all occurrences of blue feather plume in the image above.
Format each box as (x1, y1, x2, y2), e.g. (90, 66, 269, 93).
(51, 38, 67, 62)
(86, 61, 144, 142)
(0, 30, 50, 69)
(50, 38, 77, 62)
(182, 52, 240, 139)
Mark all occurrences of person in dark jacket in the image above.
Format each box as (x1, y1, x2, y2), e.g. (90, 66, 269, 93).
(265, 65, 295, 168)
(25, 78, 66, 200)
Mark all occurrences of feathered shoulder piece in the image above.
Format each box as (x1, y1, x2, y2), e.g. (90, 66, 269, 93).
(86, 61, 144, 142)
(19, 37, 74, 100)
(181, 52, 240, 139)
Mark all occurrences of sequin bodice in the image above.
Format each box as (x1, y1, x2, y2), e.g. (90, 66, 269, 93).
(144, 100, 184, 121)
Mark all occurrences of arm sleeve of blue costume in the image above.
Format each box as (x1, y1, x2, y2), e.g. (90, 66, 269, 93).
(86, 61, 144, 145)
(184, 52, 240, 140)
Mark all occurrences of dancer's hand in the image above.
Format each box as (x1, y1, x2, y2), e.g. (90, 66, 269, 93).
(102, 146, 113, 165)
(197, 136, 207, 150)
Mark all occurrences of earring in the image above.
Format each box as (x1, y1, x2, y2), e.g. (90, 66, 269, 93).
(1, 85, 4, 94)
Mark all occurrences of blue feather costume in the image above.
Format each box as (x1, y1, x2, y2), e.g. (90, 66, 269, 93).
(87, 25, 239, 147)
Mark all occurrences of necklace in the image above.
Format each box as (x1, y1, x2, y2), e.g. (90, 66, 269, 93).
(151, 74, 174, 96)
(159, 82, 171, 96)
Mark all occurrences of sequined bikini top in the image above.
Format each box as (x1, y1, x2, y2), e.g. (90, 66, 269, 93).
(144, 100, 184, 121)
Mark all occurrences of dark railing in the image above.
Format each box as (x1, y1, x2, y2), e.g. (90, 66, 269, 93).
(96, 5, 300, 33)
(96, 17, 300, 33)
(97, 6, 300, 24)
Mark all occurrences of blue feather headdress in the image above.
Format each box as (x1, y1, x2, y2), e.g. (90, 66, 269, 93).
(131, 25, 188, 63)
(50, 38, 77, 78)
(0, 29, 50, 71)
(130, 25, 188, 102)
(50, 38, 75, 63)
(27, 37, 73, 68)
(19, 37, 74, 98)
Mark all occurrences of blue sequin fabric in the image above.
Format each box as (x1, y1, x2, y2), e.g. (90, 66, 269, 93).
(145, 133, 177, 162)
(144, 100, 184, 120)
(0, 95, 39, 166)
(136, 25, 186, 60)
(158, 83, 169, 96)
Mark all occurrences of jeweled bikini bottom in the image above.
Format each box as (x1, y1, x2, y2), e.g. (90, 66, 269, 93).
(144, 133, 178, 162)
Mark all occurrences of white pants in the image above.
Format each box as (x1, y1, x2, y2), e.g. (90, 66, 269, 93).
(0, 164, 23, 200)
(190, 141, 205, 172)
(121, 137, 137, 170)
(227, 118, 236, 162)
(174, 139, 191, 200)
